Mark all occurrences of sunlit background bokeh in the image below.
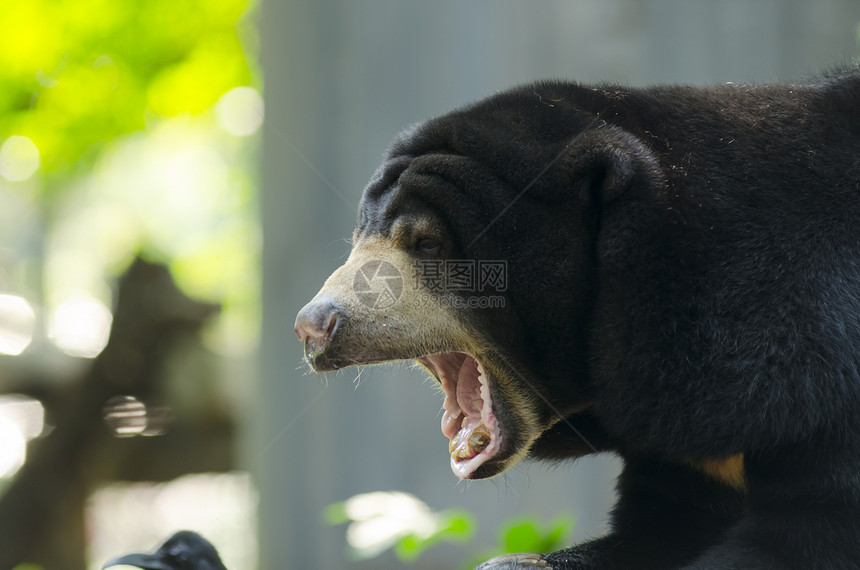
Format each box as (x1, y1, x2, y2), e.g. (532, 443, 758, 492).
(0, 0, 260, 568)
(0, 0, 260, 356)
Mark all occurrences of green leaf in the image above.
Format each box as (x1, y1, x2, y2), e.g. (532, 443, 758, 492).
(499, 514, 576, 555)
(393, 510, 476, 562)
(394, 534, 427, 561)
(439, 509, 476, 541)
(503, 519, 542, 553)
(539, 515, 576, 553)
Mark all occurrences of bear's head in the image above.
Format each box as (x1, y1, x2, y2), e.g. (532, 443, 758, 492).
(295, 85, 663, 479)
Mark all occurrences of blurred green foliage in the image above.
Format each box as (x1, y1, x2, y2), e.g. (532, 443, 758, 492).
(326, 491, 574, 569)
(0, 0, 261, 353)
(395, 511, 474, 562)
(493, 516, 574, 557)
(0, 0, 256, 188)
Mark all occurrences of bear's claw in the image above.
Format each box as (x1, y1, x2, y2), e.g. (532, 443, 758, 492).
(475, 553, 551, 569)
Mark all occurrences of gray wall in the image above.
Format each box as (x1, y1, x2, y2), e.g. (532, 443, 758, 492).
(256, 2, 860, 568)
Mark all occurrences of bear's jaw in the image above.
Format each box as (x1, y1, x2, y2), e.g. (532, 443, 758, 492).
(417, 352, 502, 480)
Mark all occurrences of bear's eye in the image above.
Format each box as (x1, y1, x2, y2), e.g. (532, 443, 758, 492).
(414, 238, 442, 256)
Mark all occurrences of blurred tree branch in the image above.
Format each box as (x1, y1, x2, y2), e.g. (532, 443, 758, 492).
(0, 258, 234, 570)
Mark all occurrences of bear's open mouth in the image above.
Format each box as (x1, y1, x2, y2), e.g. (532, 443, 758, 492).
(416, 352, 501, 479)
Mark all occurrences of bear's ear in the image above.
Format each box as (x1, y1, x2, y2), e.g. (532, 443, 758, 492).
(563, 128, 659, 204)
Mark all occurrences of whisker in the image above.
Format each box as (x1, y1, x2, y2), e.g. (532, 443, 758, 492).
(353, 366, 366, 388)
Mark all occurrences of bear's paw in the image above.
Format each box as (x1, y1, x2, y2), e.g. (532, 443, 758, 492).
(476, 552, 551, 569)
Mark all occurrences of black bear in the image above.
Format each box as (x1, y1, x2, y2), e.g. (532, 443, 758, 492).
(295, 69, 860, 569)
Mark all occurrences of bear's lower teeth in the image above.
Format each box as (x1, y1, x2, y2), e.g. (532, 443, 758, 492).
(469, 430, 489, 449)
(449, 421, 491, 461)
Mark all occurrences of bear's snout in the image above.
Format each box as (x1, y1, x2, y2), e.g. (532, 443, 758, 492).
(295, 294, 343, 366)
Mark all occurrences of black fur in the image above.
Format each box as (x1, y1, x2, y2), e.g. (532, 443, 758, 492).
(361, 69, 860, 569)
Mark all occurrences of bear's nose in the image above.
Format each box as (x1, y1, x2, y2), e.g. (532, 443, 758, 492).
(295, 295, 342, 357)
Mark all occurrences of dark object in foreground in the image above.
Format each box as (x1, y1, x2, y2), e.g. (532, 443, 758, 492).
(103, 531, 228, 570)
